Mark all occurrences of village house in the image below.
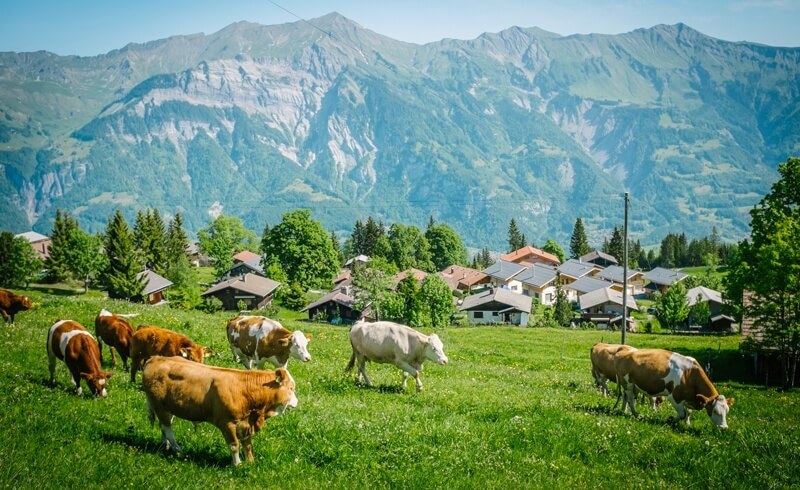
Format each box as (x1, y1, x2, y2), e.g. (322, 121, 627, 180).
(393, 268, 428, 286)
(643, 267, 688, 295)
(223, 257, 265, 279)
(578, 286, 639, 330)
(301, 285, 366, 324)
(563, 276, 615, 303)
(579, 250, 618, 268)
(557, 259, 601, 287)
(15, 231, 51, 259)
(501, 245, 561, 267)
(201, 273, 280, 310)
(686, 286, 735, 331)
(459, 287, 532, 325)
(437, 264, 488, 293)
(481, 260, 527, 293)
(595, 265, 646, 297)
(136, 269, 173, 305)
(515, 263, 558, 305)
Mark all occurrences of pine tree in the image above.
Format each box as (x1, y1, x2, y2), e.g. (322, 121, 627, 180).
(134, 209, 167, 273)
(350, 220, 365, 256)
(102, 210, 145, 300)
(553, 279, 573, 327)
(46, 209, 77, 282)
(507, 219, 526, 252)
(0, 232, 42, 288)
(166, 212, 190, 265)
(569, 218, 591, 259)
(604, 226, 624, 264)
(330, 230, 344, 266)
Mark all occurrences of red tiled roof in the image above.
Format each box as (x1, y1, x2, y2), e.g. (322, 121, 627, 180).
(233, 250, 261, 263)
(501, 246, 560, 265)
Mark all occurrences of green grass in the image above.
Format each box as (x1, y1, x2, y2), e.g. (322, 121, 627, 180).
(1, 288, 798, 488)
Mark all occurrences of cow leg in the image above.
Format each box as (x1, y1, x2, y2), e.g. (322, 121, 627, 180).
(667, 396, 689, 425)
(47, 353, 57, 385)
(397, 362, 422, 391)
(130, 356, 141, 383)
(230, 345, 241, 364)
(357, 355, 372, 387)
(109, 346, 118, 367)
(0, 309, 9, 322)
(68, 365, 83, 396)
(221, 423, 242, 466)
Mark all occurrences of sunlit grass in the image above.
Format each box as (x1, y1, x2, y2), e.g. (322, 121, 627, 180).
(0, 290, 797, 488)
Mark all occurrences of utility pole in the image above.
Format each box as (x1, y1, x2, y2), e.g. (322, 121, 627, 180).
(621, 192, 629, 345)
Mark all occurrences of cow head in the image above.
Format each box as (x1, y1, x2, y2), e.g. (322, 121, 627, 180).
(288, 330, 312, 362)
(19, 295, 33, 311)
(81, 371, 114, 398)
(698, 394, 735, 429)
(424, 334, 449, 365)
(267, 368, 298, 416)
(180, 344, 208, 363)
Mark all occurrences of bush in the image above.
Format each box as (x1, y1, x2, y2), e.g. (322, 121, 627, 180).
(197, 296, 223, 313)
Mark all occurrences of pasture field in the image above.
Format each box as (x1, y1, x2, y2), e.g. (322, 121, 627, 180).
(1, 290, 799, 489)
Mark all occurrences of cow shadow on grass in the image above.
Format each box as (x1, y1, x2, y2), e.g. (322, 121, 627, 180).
(574, 402, 701, 433)
(100, 430, 229, 467)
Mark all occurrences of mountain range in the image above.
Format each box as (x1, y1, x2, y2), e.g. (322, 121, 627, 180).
(1, 13, 798, 249)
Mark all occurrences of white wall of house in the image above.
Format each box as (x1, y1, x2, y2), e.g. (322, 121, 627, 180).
(489, 278, 522, 294)
(522, 284, 557, 305)
(467, 310, 526, 325)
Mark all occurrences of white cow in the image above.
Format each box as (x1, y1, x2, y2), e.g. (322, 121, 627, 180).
(346, 320, 448, 391)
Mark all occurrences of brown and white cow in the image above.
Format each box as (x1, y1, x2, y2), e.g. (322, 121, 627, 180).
(47, 320, 113, 397)
(129, 325, 211, 382)
(0, 288, 33, 324)
(614, 348, 735, 429)
(94, 309, 135, 370)
(591, 342, 663, 410)
(142, 355, 298, 466)
(226, 315, 311, 370)
(346, 320, 448, 392)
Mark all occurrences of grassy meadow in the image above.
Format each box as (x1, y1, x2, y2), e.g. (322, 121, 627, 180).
(1, 288, 799, 489)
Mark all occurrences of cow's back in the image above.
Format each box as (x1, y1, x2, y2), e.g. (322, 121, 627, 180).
(95, 313, 134, 347)
(143, 356, 219, 422)
(228, 316, 289, 357)
(615, 348, 674, 395)
(350, 321, 420, 362)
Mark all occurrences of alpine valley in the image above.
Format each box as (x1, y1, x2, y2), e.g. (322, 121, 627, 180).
(1, 13, 798, 248)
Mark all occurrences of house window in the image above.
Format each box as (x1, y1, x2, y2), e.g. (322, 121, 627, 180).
(546, 293, 554, 302)
(493, 312, 499, 316)
(474, 312, 484, 319)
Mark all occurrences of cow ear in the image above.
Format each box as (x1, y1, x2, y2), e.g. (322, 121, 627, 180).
(203, 347, 214, 357)
(274, 368, 286, 384)
(80, 372, 93, 380)
(104, 371, 114, 379)
(305, 333, 313, 341)
(278, 337, 291, 347)
(726, 397, 735, 407)
(696, 394, 712, 407)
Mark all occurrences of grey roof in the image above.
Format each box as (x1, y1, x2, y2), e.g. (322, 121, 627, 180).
(579, 287, 639, 311)
(515, 263, 557, 288)
(686, 286, 723, 306)
(15, 231, 49, 243)
(202, 273, 280, 298)
(344, 255, 370, 267)
(595, 265, 642, 284)
(579, 250, 618, 265)
(643, 267, 688, 286)
(481, 260, 527, 281)
(566, 276, 615, 294)
(136, 270, 173, 296)
(302, 287, 357, 312)
(459, 287, 532, 314)
(558, 259, 598, 279)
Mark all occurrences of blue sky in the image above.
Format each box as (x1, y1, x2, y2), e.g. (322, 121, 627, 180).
(1, 0, 798, 56)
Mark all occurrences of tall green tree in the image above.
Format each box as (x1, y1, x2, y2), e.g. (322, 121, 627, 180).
(553, 279, 572, 327)
(396, 274, 424, 327)
(728, 157, 800, 388)
(569, 218, 591, 259)
(543, 239, 566, 264)
(134, 208, 168, 273)
(102, 210, 145, 300)
(387, 223, 434, 273)
(688, 295, 712, 327)
(45, 209, 77, 282)
(0, 232, 42, 288)
(330, 231, 344, 267)
(166, 212, 190, 265)
(655, 283, 690, 332)
(198, 214, 259, 277)
(352, 265, 394, 321)
(603, 226, 624, 265)
(261, 209, 339, 290)
(65, 227, 106, 293)
(419, 274, 454, 328)
(471, 246, 495, 270)
(425, 224, 467, 271)
(507, 218, 526, 252)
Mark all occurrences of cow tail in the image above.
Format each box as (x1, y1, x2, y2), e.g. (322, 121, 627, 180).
(345, 340, 356, 372)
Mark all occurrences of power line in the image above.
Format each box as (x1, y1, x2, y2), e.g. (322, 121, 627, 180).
(266, 0, 334, 38)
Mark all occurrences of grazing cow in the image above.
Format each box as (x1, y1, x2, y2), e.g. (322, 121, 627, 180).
(94, 309, 135, 369)
(614, 348, 735, 429)
(346, 320, 448, 392)
(0, 288, 33, 324)
(225, 315, 311, 370)
(47, 320, 113, 397)
(129, 325, 211, 382)
(142, 355, 298, 466)
(591, 342, 663, 410)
